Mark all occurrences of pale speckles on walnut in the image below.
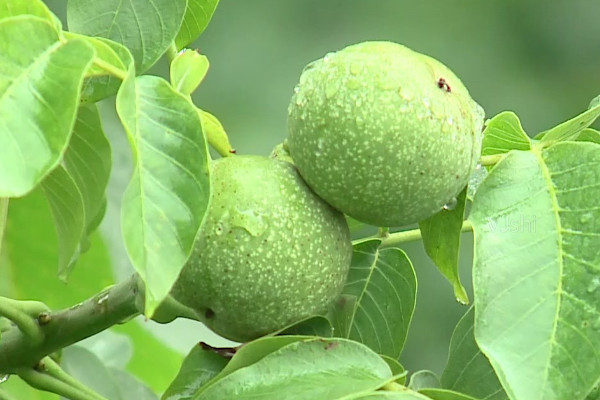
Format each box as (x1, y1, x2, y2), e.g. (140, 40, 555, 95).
(287, 41, 484, 227)
(170, 156, 352, 342)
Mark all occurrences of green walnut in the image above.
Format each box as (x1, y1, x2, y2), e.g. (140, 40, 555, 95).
(287, 41, 485, 227)
(170, 155, 352, 342)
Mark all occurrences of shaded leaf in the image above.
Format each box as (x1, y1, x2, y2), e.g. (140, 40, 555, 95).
(481, 112, 531, 156)
(576, 128, 600, 144)
(379, 355, 406, 385)
(419, 187, 469, 304)
(278, 315, 334, 337)
(354, 390, 432, 399)
(409, 371, 441, 391)
(67, 0, 187, 73)
(540, 101, 600, 145)
(63, 104, 112, 236)
(175, 0, 220, 49)
(0, 17, 94, 197)
(441, 308, 507, 400)
(419, 389, 478, 400)
(328, 293, 358, 337)
(333, 239, 416, 359)
(162, 343, 230, 400)
(0, 190, 182, 393)
(40, 166, 85, 279)
(116, 74, 210, 316)
(469, 144, 600, 400)
(110, 367, 158, 400)
(195, 338, 393, 400)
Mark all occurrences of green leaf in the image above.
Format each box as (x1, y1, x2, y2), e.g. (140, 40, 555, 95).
(69, 37, 134, 103)
(576, 128, 600, 144)
(40, 166, 85, 279)
(170, 49, 209, 95)
(354, 390, 432, 399)
(380, 355, 406, 382)
(540, 101, 600, 145)
(278, 315, 334, 337)
(67, 0, 187, 73)
(64, 104, 112, 236)
(481, 111, 531, 156)
(0, 190, 182, 393)
(175, 0, 220, 49)
(198, 109, 234, 157)
(0, 17, 94, 197)
(162, 343, 230, 400)
(0, 0, 58, 27)
(440, 308, 507, 400)
(0, 198, 8, 258)
(419, 187, 469, 304)
(194, 338, 394, 400)
(418, 388, 478, 400)
(409, 371, 441, 391)
(62, 346, 159, 400)
(469, 143, 600, 400)
(61, 346, 124, 400)
(467, 165, 488, 201)
(116, 74, 210, 316)
(333, 239, 417, 359)
(328, 293, 358, 337)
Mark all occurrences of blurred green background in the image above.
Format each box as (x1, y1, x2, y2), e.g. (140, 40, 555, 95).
(30, 0, 600, 384)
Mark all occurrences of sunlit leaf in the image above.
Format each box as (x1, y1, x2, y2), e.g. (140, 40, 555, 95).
(441, 308, 507, 400)
(481, 112, 531, 156)
(332, 239, 416, 359)
(0, 17, 94, 197)
(469, 143, 600, 400)
(194, 338, 394, 400)
(419, 187, 469, 304)
(175, 0, 220, 49)
(0, 0, 58, 28)
(540, 101, 600, 145)
(40, 166, 85, 279)
(116, 74, 210, 316)
(170, 50, 209, 95)
(67, 0, 187, 73)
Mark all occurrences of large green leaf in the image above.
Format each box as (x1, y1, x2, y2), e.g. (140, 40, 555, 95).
(175, 0, 220, 49)
(418, 389, 478, 400)
(116, 74, 210, 316)
(481, 112, 531, 156)
(419, 187, 469, 304)
(332, 239, 416, 359)
(67, 0, 187, 73)
(194, 338, 395, 400)
(64, 104, 112, 237)
(441, 308, 507, 400)
(40, 166, 85, 279)
(0, 17, 94, 197)
(469, 143, 600, 400)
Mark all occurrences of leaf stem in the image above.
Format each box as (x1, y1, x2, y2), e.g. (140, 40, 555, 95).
(372, 220, 474, 247)
(17, 367, 108, 400)
(480, 153, 504, 167)
(0, 298, 45, 344)
(166, 42, 179, 63)
(0, 275, 142, 374)
(91, 57, 128, 81)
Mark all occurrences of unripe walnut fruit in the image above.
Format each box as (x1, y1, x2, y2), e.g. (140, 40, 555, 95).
(287, 41, 485, 227)
(170, 155, 352, 342)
